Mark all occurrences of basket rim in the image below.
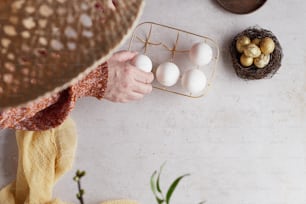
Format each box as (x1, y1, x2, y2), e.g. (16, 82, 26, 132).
(230, 27, 283, 80)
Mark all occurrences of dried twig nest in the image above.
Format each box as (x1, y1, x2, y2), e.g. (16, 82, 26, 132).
(230, 27, 283, 80)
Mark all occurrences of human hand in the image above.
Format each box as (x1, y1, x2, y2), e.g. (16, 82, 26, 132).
(104, 51, 154, 103)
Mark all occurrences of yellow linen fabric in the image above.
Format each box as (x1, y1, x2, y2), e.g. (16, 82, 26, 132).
(0, 117, 77, 204)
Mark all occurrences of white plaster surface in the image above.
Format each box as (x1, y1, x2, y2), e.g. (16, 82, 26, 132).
(1, 1, 306, 204)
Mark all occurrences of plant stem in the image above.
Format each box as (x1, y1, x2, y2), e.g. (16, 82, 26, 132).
(77, 180, 84, 204)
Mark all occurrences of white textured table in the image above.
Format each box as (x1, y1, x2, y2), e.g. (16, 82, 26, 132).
(1, 1, 306, 204)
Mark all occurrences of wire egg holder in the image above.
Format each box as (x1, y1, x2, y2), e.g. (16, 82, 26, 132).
(128, 22, 219, 98)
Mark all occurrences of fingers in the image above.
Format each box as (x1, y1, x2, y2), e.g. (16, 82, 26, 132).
(118, 80, 152, 103)
(113, 50, 138, 62)
(127, 92, 144, 101)
(133, 82, 153, 94)
(104, 53, 155, 103)
(133, 68, 154, 84)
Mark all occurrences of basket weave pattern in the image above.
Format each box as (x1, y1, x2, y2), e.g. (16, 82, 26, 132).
(0, 0, 143, 109)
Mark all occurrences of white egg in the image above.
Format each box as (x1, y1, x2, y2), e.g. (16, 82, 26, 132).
(189, 42, 213, 66)
(131, 54, 153, 72)
(156, 62, 180, 87)
(181, 69, 207, 94)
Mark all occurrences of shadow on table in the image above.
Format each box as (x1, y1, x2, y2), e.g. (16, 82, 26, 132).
(209, 0, 222, 10)
(0, 129, 18, 188)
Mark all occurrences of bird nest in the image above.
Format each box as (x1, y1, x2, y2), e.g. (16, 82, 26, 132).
(230, 27, 283, 80)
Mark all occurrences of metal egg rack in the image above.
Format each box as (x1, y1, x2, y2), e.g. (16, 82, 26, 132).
(128, 22, 219, 98)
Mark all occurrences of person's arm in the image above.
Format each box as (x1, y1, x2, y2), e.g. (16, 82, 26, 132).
(0, 93, 61, 130)
(0, 63, 108, 131)
(0, 51, 154, 131)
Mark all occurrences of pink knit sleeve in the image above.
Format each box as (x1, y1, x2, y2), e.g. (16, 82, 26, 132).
(0, 63, 108, 131)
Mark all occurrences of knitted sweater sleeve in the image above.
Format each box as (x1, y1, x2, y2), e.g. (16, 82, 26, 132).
(0, 63, 108, 131)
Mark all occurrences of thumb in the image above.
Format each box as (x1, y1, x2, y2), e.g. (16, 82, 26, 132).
(113, 50, 138, 62)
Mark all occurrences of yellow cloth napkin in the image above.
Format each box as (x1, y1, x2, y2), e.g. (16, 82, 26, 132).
(0, 117, 77, 204)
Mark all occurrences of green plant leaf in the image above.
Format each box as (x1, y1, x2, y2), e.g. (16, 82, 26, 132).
(73, 176, 79, 182)
(165, 174, 190, 204)
(155, 197, 164, 204)
(151, 171, 158, 196)
(76, 170, 86, 178)
(156, 162, 166, 194)
(151, 170, 164, 204)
